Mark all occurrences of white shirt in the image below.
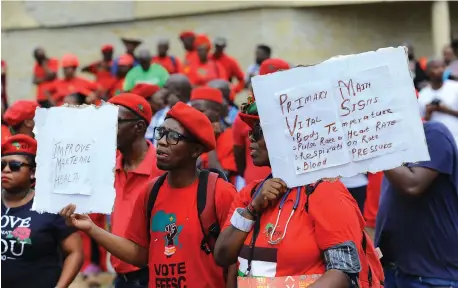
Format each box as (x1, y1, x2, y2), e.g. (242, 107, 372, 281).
(418, 80, 458, 144)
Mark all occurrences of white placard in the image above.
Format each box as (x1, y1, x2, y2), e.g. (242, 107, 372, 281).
(32, 103, 118, 214)
(251, 47, 430, 188)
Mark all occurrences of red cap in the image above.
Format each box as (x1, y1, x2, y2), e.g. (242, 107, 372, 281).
(118, 54, 135, 66)
(194, 34, 211, 49)
(61, 54, 79, 68)
(4, 101, 39, 127)
(191, 87, 223, 104)
(180, 31, 196, 40)
(131, 84, 160, 99)
(109, 93, 153, 124)
(1, 134, 37, 156)
(101, 44, 114, 53)
(166, 102, 216, 151)
(259, 58, 290, 75)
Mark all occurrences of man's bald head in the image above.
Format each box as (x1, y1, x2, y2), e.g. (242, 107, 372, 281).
(164, 74, 192, 106)
(137, 49, 152, 69)
(207, 79, 231, 103)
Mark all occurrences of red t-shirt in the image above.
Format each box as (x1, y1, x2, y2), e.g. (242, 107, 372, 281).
(106, 77, 125, 99)
(223, 180, 365, 280)
(185, 60, 227, 87)
(125, 176, 236, 288)
(151, 56, 182, 74)
(363, 172, 383, 228)
(85, 61, 115, 92)
(232, 114, 271, 183)
(211, 53, 245, 93)
(34, 58, 59, 101)
(111, 141, 163, 273)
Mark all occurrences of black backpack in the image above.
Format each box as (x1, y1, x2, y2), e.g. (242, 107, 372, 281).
(146, 169, 228, 255)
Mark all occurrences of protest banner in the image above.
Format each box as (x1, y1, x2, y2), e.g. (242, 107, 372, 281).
(31, 104, 118, 214)
(251, 47, 430, 188)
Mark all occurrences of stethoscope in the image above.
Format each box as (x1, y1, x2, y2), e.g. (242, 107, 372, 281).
(251, 176, 302, 245)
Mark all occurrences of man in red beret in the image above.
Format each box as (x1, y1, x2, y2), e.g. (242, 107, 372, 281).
(190, 87, 238, 184)
(151, 39, 183, 74)
(32, 47, 59, 107)
(3, 100, 39, 138)
(82, 44, 116, 94)
(179, 31, 196, 65)
(60, 101, 237, 288)
(106, 54, 135, 99)
(106, 93, 162, 287)
(44, 54, 102, 105)
(184, 34, 227, 87)
(232, 58, 289, 185)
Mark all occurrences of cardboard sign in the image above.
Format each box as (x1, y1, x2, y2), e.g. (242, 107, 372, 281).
(252, 47, 430, 187)
(32, 104, 118, 214)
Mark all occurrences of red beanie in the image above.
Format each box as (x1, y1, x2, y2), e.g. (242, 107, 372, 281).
(101, 44, 114, 53)
(61, 54, 79, 68)
(4, 101, 39, 127)
(191, 87, 223, 104)
(194, 34, 211, 49)
(259, 58, 290, 75)
(166, 102, 216, 151)
(180, 31, 196, 40)
(109, 93, 153, 124)
(2, 134, 37, 156)
(118, 54, 135, 66)
(131, 84, 160, 99)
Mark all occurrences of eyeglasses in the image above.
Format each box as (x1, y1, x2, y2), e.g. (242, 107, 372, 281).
(1, 160, 31, 172)
(248, 124, 263, 142)
(154, 127, 194, 145)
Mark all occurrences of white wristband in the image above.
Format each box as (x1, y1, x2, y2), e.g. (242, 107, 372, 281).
(230, 208, 255, 232)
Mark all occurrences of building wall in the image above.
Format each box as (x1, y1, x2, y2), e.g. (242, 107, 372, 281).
(2, 2, 458, 102)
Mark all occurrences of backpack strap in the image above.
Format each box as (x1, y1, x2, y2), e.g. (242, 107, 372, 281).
(197, 170, 220, 255)
(146, 173, 168, 239)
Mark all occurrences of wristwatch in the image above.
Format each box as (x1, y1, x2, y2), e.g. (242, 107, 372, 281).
(230, 208, 255, 232)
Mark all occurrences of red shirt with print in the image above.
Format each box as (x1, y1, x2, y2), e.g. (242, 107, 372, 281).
(34, 58, 59, 101)
(111, 141, 163, 273)
(125, 176, 236, 288)
(232, 114, 271, 183)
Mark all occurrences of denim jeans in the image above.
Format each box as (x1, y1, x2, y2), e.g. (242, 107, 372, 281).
(384, 265, 458, 288)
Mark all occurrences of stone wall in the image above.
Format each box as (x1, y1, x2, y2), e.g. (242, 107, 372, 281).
(2, 2, 458, 102)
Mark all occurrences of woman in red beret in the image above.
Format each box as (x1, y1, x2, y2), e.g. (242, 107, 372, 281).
(214, 84, 384, 287)
(1, 135, 83, 288)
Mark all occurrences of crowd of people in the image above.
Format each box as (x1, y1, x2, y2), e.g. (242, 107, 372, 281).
(1, 30, 458, 288)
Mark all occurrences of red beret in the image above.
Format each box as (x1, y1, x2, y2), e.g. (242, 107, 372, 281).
(180, 31, 196, 40)
(109, 93, 153, 124)
(118, 54, 134, 66)
(61, 54, 79, 68)
(259, 58, 290, 75)
(194, 34, 211, 49)
(1, 134, 37, 156)
(191, 87, 223, 104)
(4, 101, 39, 127)
(131, 84, 160, 99)
(239, 113, 259, 129)
(101, 44, 114, 53)
(166, 102, 216, 151)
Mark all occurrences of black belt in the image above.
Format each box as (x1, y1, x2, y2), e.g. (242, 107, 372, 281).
(118, 267, 149, 283)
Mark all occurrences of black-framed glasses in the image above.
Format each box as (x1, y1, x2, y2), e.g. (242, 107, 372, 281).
(1, 160, 31, 172)
(248, 124, 263, 142)
(154, 127, 194, 145)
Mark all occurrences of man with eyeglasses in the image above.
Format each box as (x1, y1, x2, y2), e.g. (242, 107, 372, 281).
(60, 102, 236, 288)
(105, 93, 163, 287)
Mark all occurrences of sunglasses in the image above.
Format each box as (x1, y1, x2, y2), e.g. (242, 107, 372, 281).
(1, 160, 31, 172)
(154, 127, 194, 145)
(248, 124, 263, 142)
